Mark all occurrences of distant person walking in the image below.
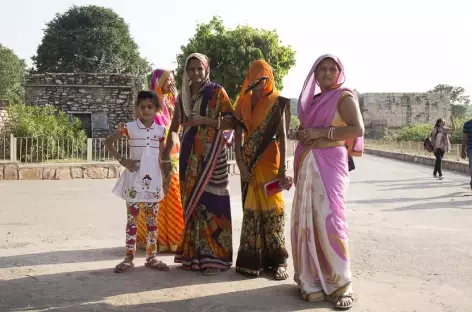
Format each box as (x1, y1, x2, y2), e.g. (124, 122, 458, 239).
(461, 118, 472, 190)
(431, 116, 455, 179)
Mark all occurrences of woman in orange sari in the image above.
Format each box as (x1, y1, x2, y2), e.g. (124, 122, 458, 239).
(134, 69, 184, 253)
(234, 60, 291, 280)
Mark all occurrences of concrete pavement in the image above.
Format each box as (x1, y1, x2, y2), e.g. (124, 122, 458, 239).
(0, 155, 471, 312)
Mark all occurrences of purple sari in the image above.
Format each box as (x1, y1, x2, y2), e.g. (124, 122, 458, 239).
(291, 54, 361, 298)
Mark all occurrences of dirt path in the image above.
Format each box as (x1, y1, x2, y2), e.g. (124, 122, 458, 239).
(0, 155, 471, 311)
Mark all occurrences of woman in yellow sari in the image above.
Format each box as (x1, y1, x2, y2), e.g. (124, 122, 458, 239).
(134, 69, 184, 253)
(234, 60, 291, 280)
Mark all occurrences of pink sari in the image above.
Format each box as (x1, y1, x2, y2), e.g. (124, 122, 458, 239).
(291, 54, 362, 298)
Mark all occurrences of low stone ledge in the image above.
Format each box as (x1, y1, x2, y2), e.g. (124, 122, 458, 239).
(365, 148, 469, 174)
(0, 162, 123, 181)
(0, 157, 295, 181)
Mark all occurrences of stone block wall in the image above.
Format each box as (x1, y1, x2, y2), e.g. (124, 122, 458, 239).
(25, 73, 136, 138)
(0, 157, 295, 180)
(360, 92, 451, 129)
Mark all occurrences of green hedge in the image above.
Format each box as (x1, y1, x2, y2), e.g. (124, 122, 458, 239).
(396, 117, 469, 144)
(5, 103, 87, 162)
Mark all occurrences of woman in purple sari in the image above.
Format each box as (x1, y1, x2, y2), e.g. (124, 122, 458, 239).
(291, 54, 364, 310)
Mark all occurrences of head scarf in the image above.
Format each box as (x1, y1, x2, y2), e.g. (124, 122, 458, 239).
(147, 69, 174, 95)
(146, 68, 174, 126)
(297, 54, 346, 118)
(180, 53, 210, 118)
(235, 60, 280, 134)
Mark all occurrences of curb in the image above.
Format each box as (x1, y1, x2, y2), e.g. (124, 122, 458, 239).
(365, 148, 470, 175)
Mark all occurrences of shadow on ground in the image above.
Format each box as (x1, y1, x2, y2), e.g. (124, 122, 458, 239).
(385, 198, 471, 211)
(0, 258, 335, 312)
(0, 247, 124, 269)
(5, 284, 334, 312)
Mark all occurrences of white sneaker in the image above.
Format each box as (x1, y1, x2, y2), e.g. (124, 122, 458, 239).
(439, 176, 444, 180)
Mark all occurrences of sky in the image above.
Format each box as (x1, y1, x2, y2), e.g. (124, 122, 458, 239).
(0, 0, 471, 98)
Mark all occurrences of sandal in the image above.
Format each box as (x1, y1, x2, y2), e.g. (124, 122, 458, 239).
(307, 291, 324, 302)
(144, 257, 170, 271)
(274, 267, 289, 280)
(202, 268, 220, 276)
(326, 293, 355, 310)
(114, 259, 134, 273)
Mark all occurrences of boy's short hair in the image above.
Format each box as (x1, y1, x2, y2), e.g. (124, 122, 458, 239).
(136, 90, 161, 110)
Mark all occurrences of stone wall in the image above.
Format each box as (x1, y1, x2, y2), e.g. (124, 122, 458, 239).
(360, 92, 451, 130)
(0, 157, 295, 180)
(25, 73, 136, 138)
(0, 162, 123, 180)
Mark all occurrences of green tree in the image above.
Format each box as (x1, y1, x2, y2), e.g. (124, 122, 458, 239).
(32, 5, 150, 79)
(6, 103, 87, 162)
(175, 16, 296, 100)
(429, 84, 470, 118)
(0, 44, 27, 103)
(290, 115, 300, 131)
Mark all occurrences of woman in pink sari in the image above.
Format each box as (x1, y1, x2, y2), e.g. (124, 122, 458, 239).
(291, 54, 364, 310)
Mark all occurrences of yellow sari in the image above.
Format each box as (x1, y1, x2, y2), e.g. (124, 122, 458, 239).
(234, 60, 290, 276)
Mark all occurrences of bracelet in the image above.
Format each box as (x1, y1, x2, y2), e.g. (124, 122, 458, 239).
(328, 127, 335, 140)
(216, 118, 221, 130)
(160, 159, 171, 164)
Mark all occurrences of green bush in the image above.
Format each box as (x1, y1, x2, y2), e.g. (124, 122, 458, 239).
(396, 117, 469, 144)
(290, 115, 300, 130)
(5, 103, 87, 162)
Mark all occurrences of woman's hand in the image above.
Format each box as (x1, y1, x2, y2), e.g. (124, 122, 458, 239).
(239, 163, 252, 184)
(183, 113, 206, 127)
(161, 162, 171, 179)
(162, 175, 170, 195)
(277, 170, 287, 189)
(298, 128, 323, 145)
(120, 159, 138, 172)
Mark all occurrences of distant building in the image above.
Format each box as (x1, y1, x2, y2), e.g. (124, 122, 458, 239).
(25, 73, 136, 138)
(360, 92, 451, 128)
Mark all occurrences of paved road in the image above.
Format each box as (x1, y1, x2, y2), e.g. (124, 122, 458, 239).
(0, 155, 471, 312)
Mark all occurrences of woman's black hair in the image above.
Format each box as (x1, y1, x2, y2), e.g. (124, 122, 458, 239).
(435, 118, 444, 128)
(433, 118, 444, 139)
(136, 90, 161, 110)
